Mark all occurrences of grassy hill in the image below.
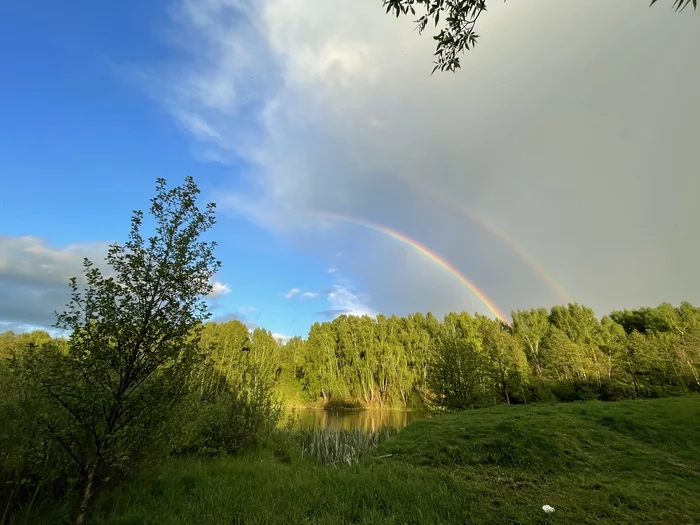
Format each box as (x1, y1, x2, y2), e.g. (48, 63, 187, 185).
(27, 396, 700, 524)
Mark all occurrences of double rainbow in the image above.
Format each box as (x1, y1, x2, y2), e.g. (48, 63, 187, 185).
(399, 176, 572, 305)
(309, 211, 509, 323)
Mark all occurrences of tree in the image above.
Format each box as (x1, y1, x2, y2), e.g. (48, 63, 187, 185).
(249, 327, 282, 388)
(599, 316, 628, 382)
(478, 316, 528, 404)
(430, 314, 484, 408)
(510, 308, 549, 377)
(303, 322, 342, 402)
(382, 0, 697, 73)
(20, 177, 220, 524)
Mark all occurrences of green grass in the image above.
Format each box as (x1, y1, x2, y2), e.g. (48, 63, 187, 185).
(23, 396, 700, 524)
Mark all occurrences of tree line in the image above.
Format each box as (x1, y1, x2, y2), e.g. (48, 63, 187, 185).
(192, 301, 700, 410)
(6, 299, 699, 420)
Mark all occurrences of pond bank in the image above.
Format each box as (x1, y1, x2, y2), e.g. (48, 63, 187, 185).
(280, 406, 430, 431)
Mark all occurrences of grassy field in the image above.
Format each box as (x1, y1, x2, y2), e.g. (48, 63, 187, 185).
(24, 396, 700, 524)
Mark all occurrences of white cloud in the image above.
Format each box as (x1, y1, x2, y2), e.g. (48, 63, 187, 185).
(208, 280, 232, 298)
(316, 285, 377, 320)
(272, 332, 292, 344)
(283, 288, 300, 299)
(301, 292, 319, 299)
(327, 268, 338, 274)
(152, 0, 700, 319)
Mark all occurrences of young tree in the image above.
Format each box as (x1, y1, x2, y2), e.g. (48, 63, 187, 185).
(20, 177, 220, 525)
(382, 0, 696, 73)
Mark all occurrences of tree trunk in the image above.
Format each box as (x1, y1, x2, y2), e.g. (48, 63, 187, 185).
(74, 458, 100, 525)
(687, 360, 700, 388)
(631, 373, 640, 398)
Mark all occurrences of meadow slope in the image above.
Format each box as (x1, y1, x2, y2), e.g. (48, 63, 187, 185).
(25, 396, 700, 525)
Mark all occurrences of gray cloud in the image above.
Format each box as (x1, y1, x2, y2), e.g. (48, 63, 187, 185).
(0, 236, 111, 330)
(211, 306, 261, 329)
(153, 0, 700, 319)
(315, 309, 349, 320)
(211, 311, 257, 329)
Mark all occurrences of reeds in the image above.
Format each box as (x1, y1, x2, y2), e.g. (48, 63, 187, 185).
(298, 427, 398, 465)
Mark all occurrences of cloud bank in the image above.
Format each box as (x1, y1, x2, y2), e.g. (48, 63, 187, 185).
(152, 0, 700, 319)
(0, 236, 111, 331)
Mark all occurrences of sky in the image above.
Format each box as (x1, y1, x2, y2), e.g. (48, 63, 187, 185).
(1, 0, 698, 341)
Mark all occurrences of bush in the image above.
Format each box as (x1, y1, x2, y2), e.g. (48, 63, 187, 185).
(169, 367, 282, 457)
(0, 343, 80, 522)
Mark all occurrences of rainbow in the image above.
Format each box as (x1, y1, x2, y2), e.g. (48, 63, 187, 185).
(462, 210, 572, 304)
(401, 177, 572, 304)
(307, 211, 509, 323)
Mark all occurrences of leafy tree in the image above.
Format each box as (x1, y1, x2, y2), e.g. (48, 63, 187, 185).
(510, 308, 549, 377)
(478, 316, 528, 404)
(382, 0, 697, 73)
(199, 319, 251, 391)
(430, 314, 484, 408)
(610, 307, 659, 334)
(18, 177, 220, 525)
(599, 316, 628, 382)
(624, 331, 665, 397)
(303, 322, 342, 402)
(541, 327, 588, 384)
(249, 327, 282, 388)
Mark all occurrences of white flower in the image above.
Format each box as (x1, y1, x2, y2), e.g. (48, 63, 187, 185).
(542, 505, 555, 514)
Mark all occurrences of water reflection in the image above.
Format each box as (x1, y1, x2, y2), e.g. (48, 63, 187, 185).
(280, 408, 428, 432)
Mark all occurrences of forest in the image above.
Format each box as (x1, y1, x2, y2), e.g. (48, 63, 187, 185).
(4, 300, 700, 417)
(1, 177, 699, 524)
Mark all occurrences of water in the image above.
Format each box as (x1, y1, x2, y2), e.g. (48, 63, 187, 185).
(280, 408, 429, 432)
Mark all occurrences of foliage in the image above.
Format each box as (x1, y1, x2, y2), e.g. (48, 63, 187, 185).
(277, 302, 700, 410)
(24, 396, 700, 524)
(1, 339, 77, 523)
(9, 177, 220, 524)
(382, 0, 697, 73)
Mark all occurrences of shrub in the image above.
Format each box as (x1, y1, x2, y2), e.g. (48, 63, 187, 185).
(168, 365, 282, 457)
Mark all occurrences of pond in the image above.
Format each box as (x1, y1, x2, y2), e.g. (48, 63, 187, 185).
(280, 408, 429, 431)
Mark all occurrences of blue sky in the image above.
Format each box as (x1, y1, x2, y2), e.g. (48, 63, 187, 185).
(1, 0, 699, 339)
(0, 0, 363, 339)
